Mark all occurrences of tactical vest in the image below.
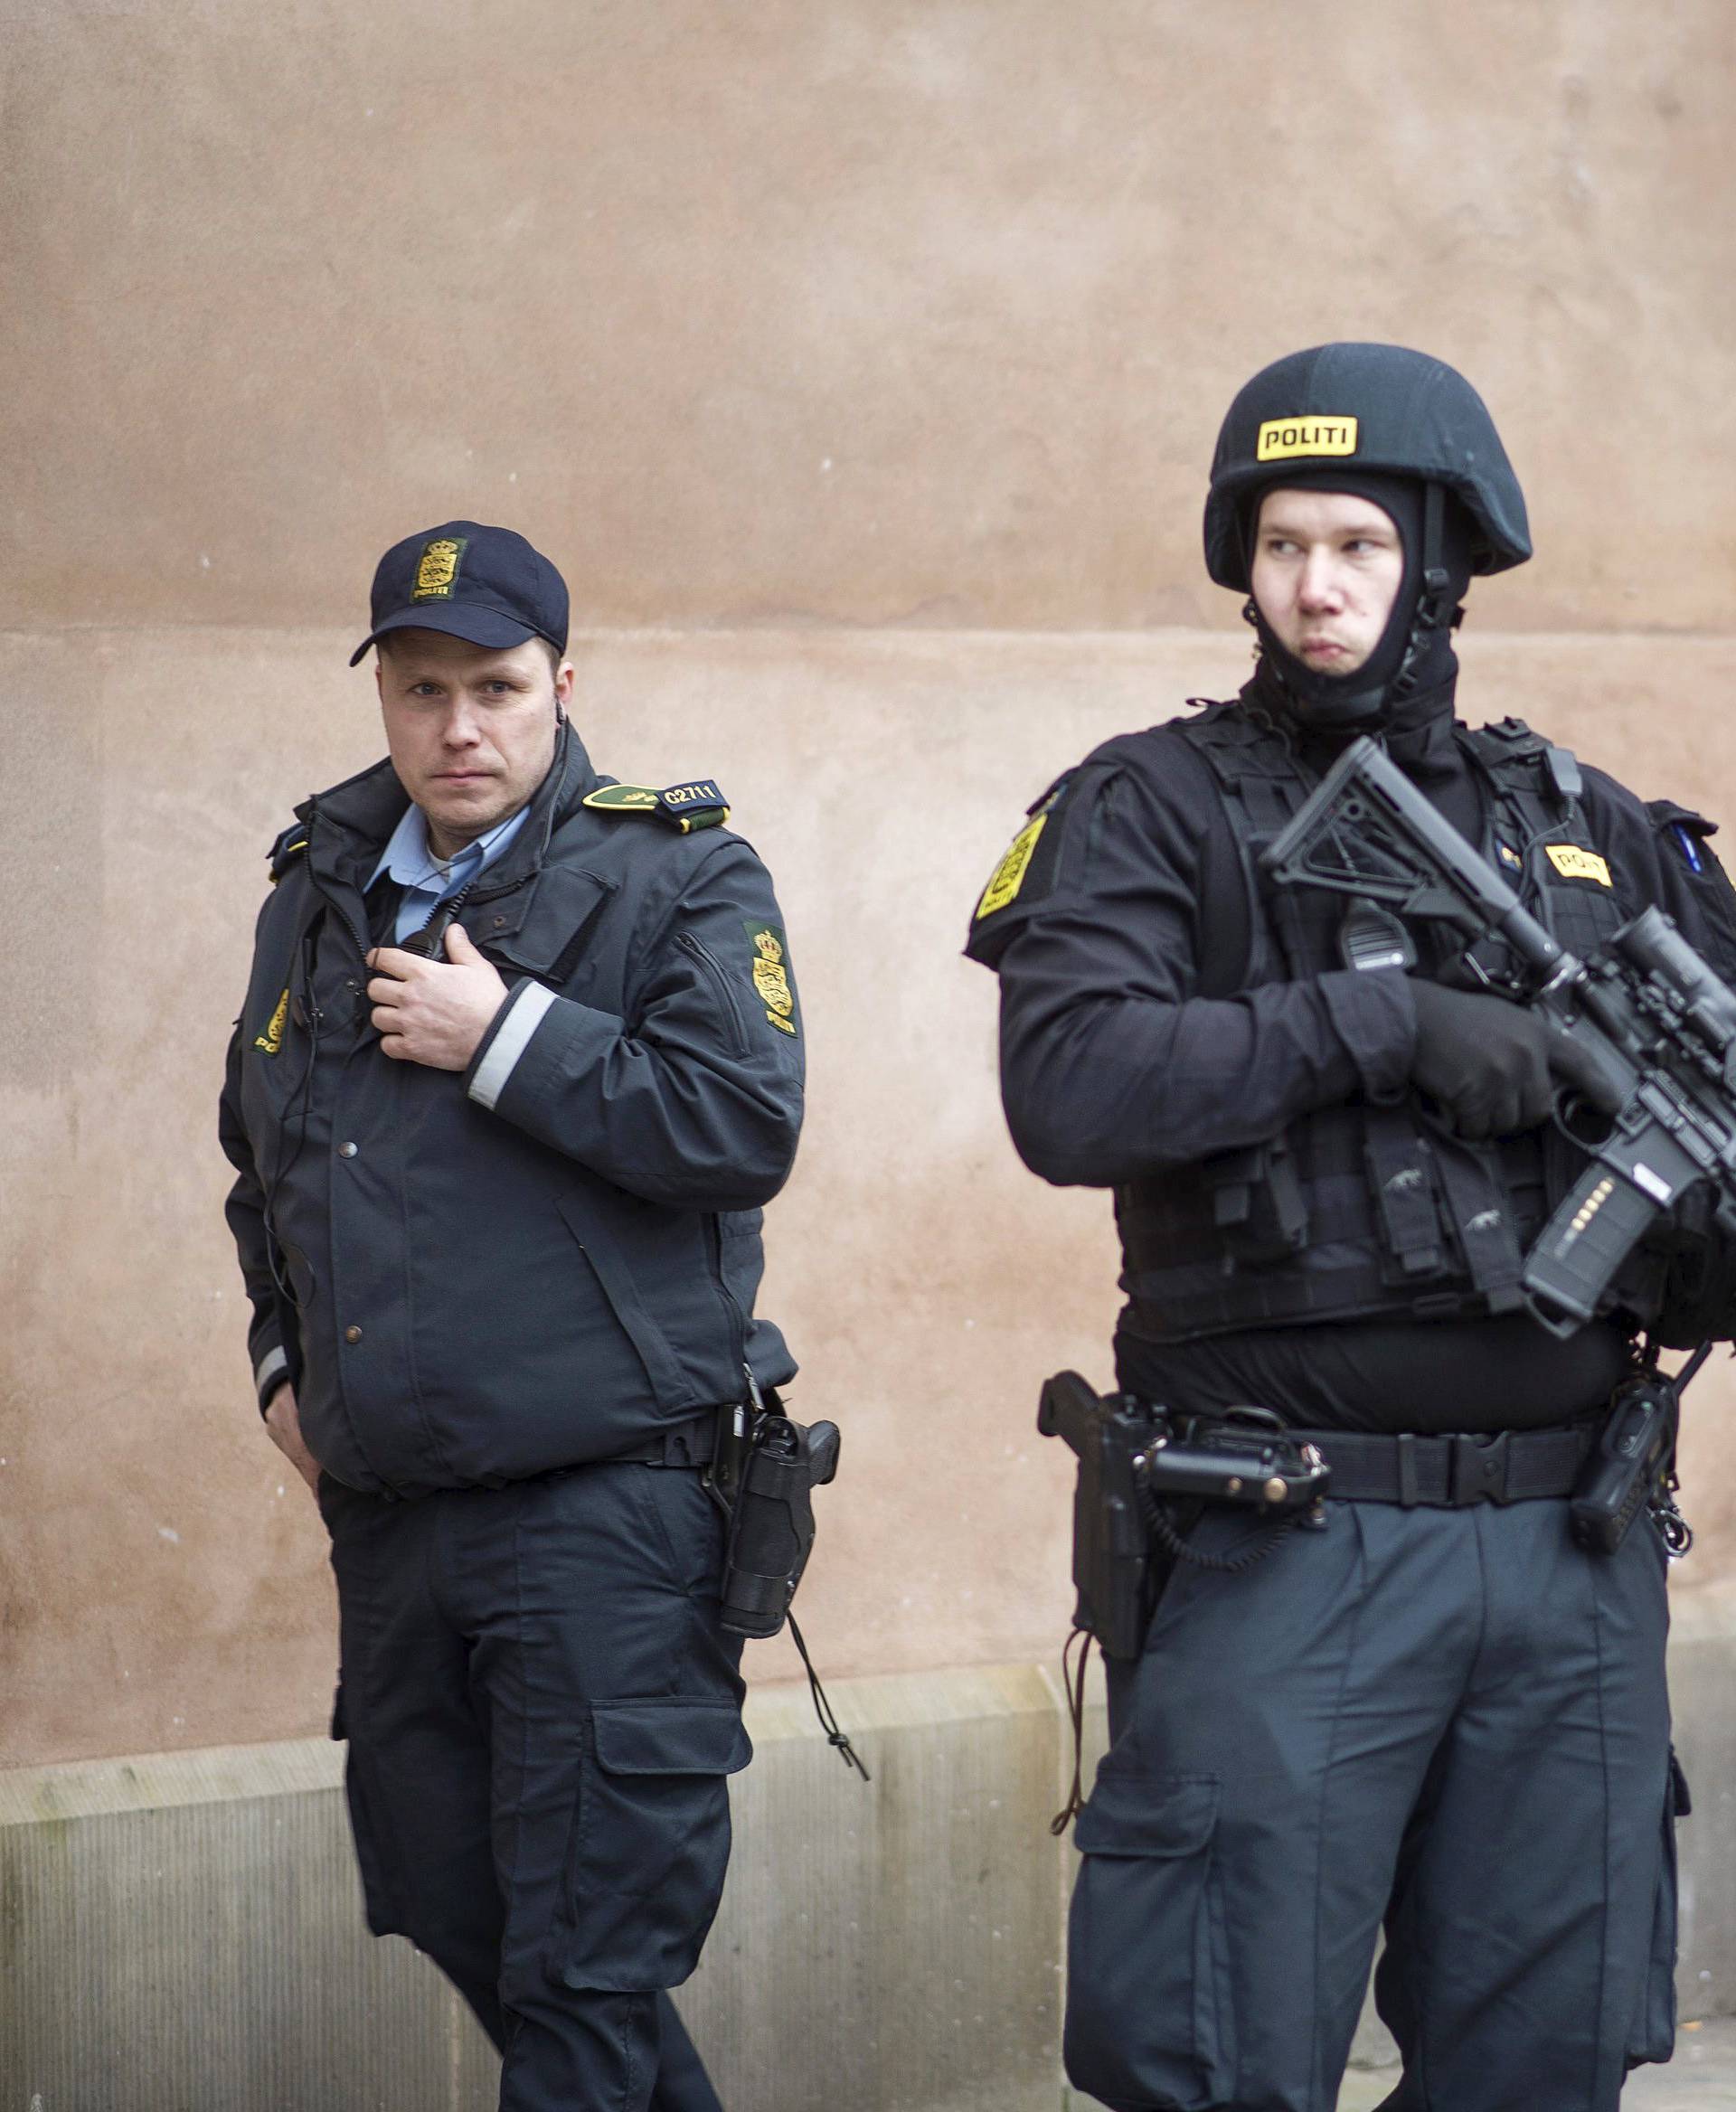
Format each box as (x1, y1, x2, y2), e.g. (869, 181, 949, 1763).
(1118, 706, 1647, 1342)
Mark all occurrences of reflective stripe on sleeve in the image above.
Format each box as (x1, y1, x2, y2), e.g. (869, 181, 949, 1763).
(469, 982, 559, 1111)
(254, 1343, 289, 1400)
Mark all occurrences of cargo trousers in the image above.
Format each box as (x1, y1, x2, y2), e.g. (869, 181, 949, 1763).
(1064, 1494, 1681, 2112)
(319, 1458, 747, 2112)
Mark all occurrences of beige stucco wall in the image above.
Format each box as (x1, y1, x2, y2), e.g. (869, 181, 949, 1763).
(5, 0, 1734, 637)
(4, 0, 1734, 1768)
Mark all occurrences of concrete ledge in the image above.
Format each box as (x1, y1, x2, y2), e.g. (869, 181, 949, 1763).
(5, 1617, 1734, 2109)
(1, 1665, 1068, 2112)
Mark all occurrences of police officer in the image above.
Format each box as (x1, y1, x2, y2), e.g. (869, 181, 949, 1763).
(220, 523, 805, 2111)
(967, 346, 1736, 2111)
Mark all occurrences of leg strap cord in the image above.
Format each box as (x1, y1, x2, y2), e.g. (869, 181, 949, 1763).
(788, 1612, 871, 1781)
(1050, 1625, 1094, 1836)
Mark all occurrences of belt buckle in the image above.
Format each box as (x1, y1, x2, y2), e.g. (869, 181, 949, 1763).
(1448, 1429, 1513, 1506)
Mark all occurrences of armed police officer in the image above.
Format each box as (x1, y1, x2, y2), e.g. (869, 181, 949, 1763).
(220, 523, 804, 2112)
(967, 346, 1736, 2112)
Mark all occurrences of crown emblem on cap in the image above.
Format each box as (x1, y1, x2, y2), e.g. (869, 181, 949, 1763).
(411, 536, 467, 599)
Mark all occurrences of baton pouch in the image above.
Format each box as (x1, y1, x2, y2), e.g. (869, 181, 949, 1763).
(716, 1410, 840, 1638)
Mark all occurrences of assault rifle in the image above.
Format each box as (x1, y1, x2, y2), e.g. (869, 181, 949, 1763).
(1260, 735, 1736, 1337)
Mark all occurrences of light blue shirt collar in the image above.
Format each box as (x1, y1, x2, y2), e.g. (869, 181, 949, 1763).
(368, 800, 532, 891)
(368, 801, 533, 946)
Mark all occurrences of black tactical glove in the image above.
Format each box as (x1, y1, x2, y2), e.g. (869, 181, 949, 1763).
(1408, 979, 1555, 1141)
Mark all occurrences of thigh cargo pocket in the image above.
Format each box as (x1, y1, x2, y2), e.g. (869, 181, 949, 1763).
(1628, 1749, 1690, 2068)
(1064, 1774, 1234, 2111)
(551, 1698, 752, 1992)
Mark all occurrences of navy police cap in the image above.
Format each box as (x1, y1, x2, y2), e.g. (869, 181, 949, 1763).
(350, 521, 570, 666)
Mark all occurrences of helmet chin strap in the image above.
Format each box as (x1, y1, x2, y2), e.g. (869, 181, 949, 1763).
(1250, 481, 1461, 731)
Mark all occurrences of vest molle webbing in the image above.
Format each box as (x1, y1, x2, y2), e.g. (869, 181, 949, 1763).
(1117, 706, 1653, 1342)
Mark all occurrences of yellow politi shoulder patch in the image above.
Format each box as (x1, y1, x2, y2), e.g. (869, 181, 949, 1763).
(411, 535, 467, 600)
(1544, 844, 1613, 888)
(742, 921, 797, 1036)
(585, 783, 662, 812)
(976, 813, 1048, 921)
(254, 987, 289, 1056)
(1256, 415, 1359, 462)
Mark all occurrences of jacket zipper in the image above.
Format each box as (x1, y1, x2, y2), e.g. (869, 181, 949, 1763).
(677, 931, 752, 1056)
(704, 1214, 751, 1390)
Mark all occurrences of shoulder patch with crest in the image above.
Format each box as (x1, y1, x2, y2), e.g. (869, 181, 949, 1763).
(742, 920, 798, 1036)
(584, 779, 730, 833)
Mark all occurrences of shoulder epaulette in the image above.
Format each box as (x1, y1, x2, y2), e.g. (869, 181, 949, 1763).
(1649, 798, 1717, 840)
(268, 823, 311, 882)
(582, 779, 730, 834)
(1649, 799, 1721, 878)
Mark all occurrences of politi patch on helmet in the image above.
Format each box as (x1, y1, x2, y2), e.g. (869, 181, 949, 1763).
(1255, 416, 1360, 463)
(743, 921, 797, 1036)
(411, 535, 468, 600)
(1544, 844, 1613, 888)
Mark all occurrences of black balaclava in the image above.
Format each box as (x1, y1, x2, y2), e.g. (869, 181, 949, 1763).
(1240, 469, 1475, 729)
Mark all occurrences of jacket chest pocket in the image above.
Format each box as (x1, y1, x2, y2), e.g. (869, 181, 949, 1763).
(488, 867, 618, 995)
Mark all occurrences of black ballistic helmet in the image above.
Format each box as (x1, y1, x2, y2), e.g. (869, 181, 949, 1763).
(1203, 344, 1531, 727)
(1205, 343, 1531, 591)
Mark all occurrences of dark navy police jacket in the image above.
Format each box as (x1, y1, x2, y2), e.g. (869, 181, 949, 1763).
(221, 725, 803, 1498)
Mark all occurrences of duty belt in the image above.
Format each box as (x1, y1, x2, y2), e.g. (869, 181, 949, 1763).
(1288, 1422, 1599, 1507)
(603, 1410, 720, 1468)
